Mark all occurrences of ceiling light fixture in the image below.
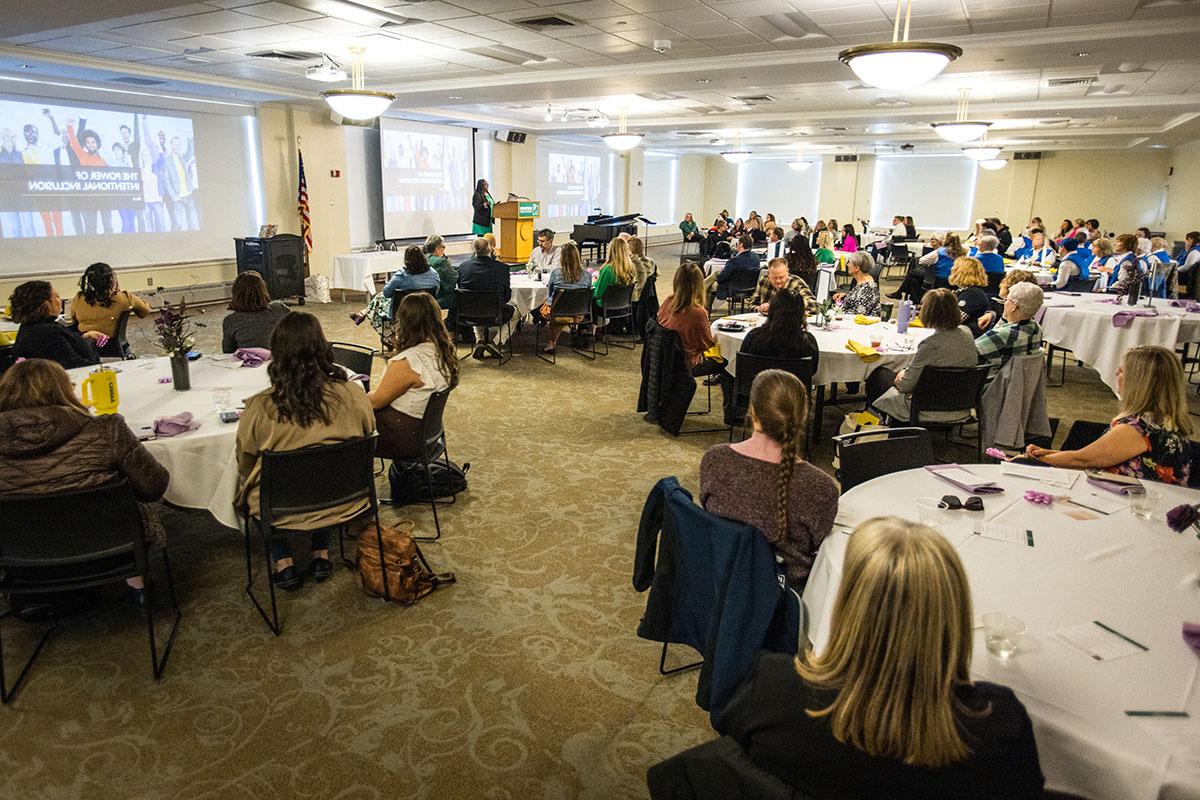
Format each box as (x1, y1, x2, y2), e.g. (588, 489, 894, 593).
(787, 143, 812, 171)
(963, 144, 1001, 160)
(931, 88, 991, 143)
(977, 158, 1007, 170)
(721, 132, 751, 164)
(837, 0, 962, 90)
(321, 46, 395, 121)
(603, 109, 643, 151)
(544, 104, 553, 122)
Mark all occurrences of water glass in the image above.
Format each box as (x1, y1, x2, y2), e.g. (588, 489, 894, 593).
(1128, 488, 1161, 520)
(211, 386, 233, 410)
(915, 497, 943, 528)
(982, 613, 1026, 659)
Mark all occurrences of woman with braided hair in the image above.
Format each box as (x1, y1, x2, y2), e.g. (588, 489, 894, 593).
(700, 369, 839, 589)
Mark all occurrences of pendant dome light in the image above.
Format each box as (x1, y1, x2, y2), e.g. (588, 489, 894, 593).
(787, 143, 813, 171)
(838, 0, 961, 91)
(603, 109, 643, 151)
(322, 46, 395, 120)
(931, 88, 992, 143)
(721, 132, 751, 164)
(977, 158, 1007, 170)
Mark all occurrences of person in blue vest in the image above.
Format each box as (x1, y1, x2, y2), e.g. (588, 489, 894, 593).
(974, 234, 1006, 294)
(916, 232, 965, 289)
(1142, 237, 1176, 297)
(1106, 234, 1143, 296)
(1177, 231, 1200, 298)
(1013, 230, 1055, 267)
(1052, 238, 1091, 289)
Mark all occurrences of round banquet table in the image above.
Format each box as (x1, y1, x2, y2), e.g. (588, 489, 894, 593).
(1004, 263, 1056, 286)
(803, 464, 1200, 800)
(509, 274, 549, 318)
(1037, 292, 1200, 394)
(331, 250, 403, 293)
(67, 356, 271, 529)
(712, 313, 935, 385)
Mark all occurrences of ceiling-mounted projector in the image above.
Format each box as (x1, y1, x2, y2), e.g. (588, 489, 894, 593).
(306, 54, 346, 83)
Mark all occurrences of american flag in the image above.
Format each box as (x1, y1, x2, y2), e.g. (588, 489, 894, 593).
(297, 148, 312, 253)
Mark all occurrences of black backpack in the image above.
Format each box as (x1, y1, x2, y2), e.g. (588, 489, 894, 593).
(388, 460, 469, 506)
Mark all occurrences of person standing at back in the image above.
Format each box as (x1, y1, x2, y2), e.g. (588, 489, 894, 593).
(717, 516, 1045, 799)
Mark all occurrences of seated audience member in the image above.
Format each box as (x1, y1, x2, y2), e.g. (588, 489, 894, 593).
(703, 218, 731, 258)
(1053, 238, 1091, 289)
(976, 269, 1038, 331)
(1143, 237, 1176, 294)
(718, 516, 1045, 800)
(741, 289, 819, 365)
(706, 235, 761, 310)
(538, 241, 592, 354)
(383, 245, 441, 302)
(527, 228, 561, 272)
(838, 224, 858, 253)
(746, 212, 762, 232)
(868, 289, 978, 422)
(0, 359, 170, 602)
(1022, 345, 1192, 484)
(950, 257, 991, 338)
(222, 270, 290, 353)
(1085, 218, 1101, 242)
(916, 232, 966, 290)
(764, 226, 787, 260)
(827, 219, 841, 247)
(369, 293, 458, 460)
(1176, 231, 1200, 296)
(787, 234, 819, 289)
(1054, 219, 1073, 243)
(701, 368, 836, 589)
(975, 282, 1044, 373)
(903, 215, 917, 238)
(731, 217, 746, 237)
(992, 218, 1013, 255)
(593, 236, 637, 334)
(482, 231, 497, 255)
(814, 230, 836, 265)
(71, 262, 151, 355)
(8, 280, 101, 369)
(1135, 227, 1153, 256)
(751, 258, 818, 316)
(1106, 234, 1142, 296)
(627, 236, 657, 303)
(679, 212, 702, 243)
(833, 252, 880, 317)
(657, 262, 717, 375)
(763, 213, 778, 234)
(1022, 216, 1043, 238)
(424, 234, 458, 314)
(868, 215, 906, 260)
(236, 312, 375, 590)
(810, 220, 827, 250)
(1089, 236, 1117, 290)
(974, 235, 1006, 293)
(457, 236, 513, 359)
(790, 217, 812, 242)
(1013, 230, 1055, 267)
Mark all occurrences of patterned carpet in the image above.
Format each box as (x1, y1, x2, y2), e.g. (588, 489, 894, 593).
(0, 247, 1136, 799)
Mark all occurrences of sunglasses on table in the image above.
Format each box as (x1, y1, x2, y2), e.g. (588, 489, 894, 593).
(940, 495, 984, 512)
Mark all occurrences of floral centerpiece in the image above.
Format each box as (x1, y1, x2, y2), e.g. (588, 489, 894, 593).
(814, 298, 835, 329)
(151, 302, 203, 391)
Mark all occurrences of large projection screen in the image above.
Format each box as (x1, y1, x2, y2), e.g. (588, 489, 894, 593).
(870, 155, 977, 232)
(0, 92, 260, 275)
(379, 118, 474, 240)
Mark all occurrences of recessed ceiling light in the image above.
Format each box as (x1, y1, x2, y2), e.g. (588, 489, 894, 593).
(1075, 52, 1090, 57)
(696, 79, 711, 84)
(448, 95, 463, 100)
(18, 64, 35, 70)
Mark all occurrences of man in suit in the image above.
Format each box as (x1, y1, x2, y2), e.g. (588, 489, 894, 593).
(707, 235, 761, 311)
(457, 236, 513, 359)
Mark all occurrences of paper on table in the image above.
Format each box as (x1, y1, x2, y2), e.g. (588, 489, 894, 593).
(1053, 620, 1148, 663)
(1002, 464, 1079, 489)
(972, 520, 1034, 547)
(1131, 717, 1200, 773)
(1067, 492, 1127, 516)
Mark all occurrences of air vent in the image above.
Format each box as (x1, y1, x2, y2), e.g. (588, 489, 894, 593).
(1046, 77, 1096, 88)
(248, 50, 321, 62)
(514, 15, 577, 29)
(1014, 151, 1042, 160)
(733, 95, 774, 106)
(835, 154, 859, 163)
(107, 76, 167, 86)
(823, 126, 849, 132)
(674, 131, 712, 138)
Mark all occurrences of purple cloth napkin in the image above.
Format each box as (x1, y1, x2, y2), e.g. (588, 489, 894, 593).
(1184, 622, 1200, 654)
(1034, 304, 1073, 324)
(154, 412, 201, 437)
(1169, 299, 1200, 313)
(1112, 309, 1157, 328)
(233, 347, 271, 367)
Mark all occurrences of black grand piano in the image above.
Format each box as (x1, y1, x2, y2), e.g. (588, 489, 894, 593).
(571, 212, 641, 263)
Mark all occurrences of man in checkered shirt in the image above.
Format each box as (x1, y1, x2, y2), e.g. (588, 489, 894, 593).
(975, 281, 1044, 375)
(749, 258, 818, 316)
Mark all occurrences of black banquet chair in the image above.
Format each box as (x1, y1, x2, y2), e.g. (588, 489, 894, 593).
(330, 341, 375, 390)
(242, 435, 390, 636)
(728, 352, 814, 446)
(456, 288, 513, 365)
(833, 427, 934, 492)
(382, 384, 458, 542)
(908, 365, 992, 461)
(723, 269, 760, 317)
(596, 282, 635, 355)
(536, 286, 594, 363)
(0, 480, 182, 704)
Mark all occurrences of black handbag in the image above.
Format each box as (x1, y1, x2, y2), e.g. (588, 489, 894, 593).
(387, 460, 469, 506)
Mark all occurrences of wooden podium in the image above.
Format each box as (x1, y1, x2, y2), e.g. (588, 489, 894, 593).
(493, 200, 541, 263)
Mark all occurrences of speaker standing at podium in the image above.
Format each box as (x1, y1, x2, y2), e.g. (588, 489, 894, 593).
(472, 178, 494, 236)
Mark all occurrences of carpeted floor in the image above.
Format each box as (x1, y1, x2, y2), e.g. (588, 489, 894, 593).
(0, 244, 1155, 799)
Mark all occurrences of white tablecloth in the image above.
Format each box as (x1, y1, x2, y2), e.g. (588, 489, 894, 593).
(68, 356, 271, 529)
(803, 465, 1200, 800)
(713, 314, 934, 386)
(1038, 293, 1200, 393)
(1005, 264, 1056, 286)
(510, 274, 549, 319)
(331, 251, 403, 293)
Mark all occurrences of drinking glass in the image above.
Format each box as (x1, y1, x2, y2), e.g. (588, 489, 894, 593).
(880, 302, 894, 322)
(1128, 488, 1161, 521)
(982, 613, 1026, 658)
(915, 497, 942, 528)
(211, 386, 233, 410)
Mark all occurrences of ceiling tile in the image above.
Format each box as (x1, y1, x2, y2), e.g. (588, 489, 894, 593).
(161, 10, 277, 36)
(232, 3, 323, 23)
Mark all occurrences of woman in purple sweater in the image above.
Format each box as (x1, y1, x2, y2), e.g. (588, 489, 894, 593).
(700, 369, 838, 589)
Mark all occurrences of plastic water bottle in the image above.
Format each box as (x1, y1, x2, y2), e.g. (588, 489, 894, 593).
(896, 299, 913, 334)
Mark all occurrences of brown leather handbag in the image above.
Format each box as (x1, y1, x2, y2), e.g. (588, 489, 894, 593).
(356, 520, 455, 604)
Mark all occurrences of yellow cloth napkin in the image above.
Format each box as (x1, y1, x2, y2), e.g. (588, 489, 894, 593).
(703, 343, 723, 361)
(854, 314, 880, 325)
(907, 318, 924, 328)
(0, 330, 14, 346)
(845, 340, 880, 362)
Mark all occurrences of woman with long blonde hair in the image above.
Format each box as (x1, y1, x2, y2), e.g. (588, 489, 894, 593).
(719, 517, 1045, 798)
(1023, 345, 1193, 484)
(700, 369, 837, 589)
(592, 236, 636, 337)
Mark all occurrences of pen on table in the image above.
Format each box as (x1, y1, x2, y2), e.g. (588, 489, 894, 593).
(1124, 710, 1189, 718)
(1093, 620, 1149, 652)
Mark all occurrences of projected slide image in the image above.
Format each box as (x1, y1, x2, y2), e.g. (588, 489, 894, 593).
(0, 97, 199, 239)
(381, 128, 470, 214)
(546, 151, 600, 219)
